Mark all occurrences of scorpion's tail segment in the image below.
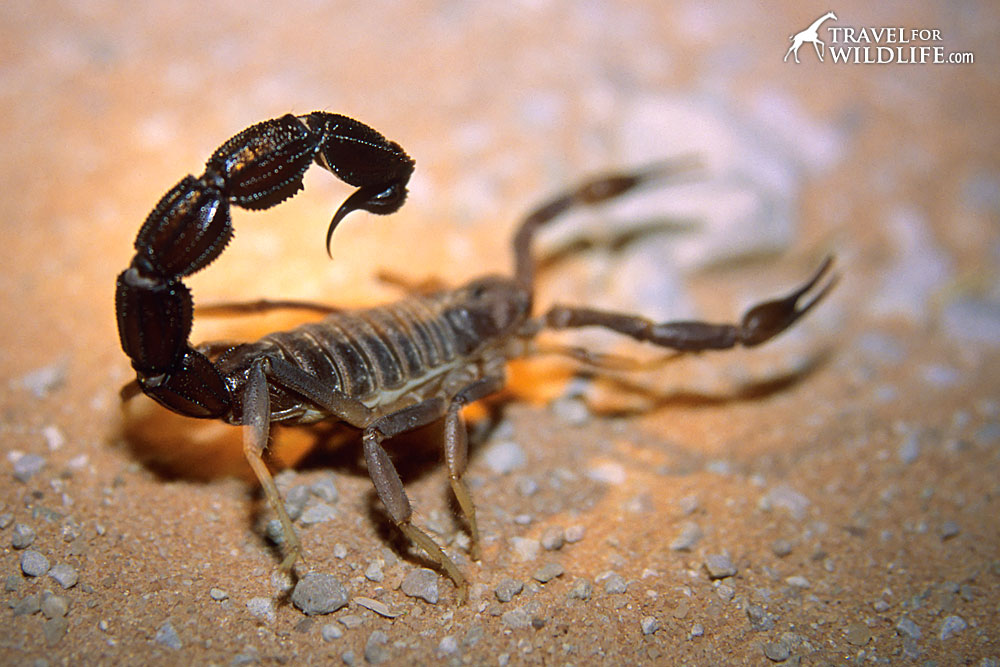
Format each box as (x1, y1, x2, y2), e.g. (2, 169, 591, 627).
(513, 157, 701, 292)
(115, 269, 231, 418)
(738, 255, 837, 347)
(137, 349, 232, 418)
(205, 114, 320, 211)
(115, 270, 193, 373)
(543, 256, 837, 353)
(302, 112, 415, 256)
(134, 176, 234, 279)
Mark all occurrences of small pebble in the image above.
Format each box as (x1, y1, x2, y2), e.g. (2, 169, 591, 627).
(310, 476, 339, 503)
(42, 617, 68, 646)
(338, 614, 364, 629)
(678, 494, 700, 515)
(41, 594, 69, 619)
(42, 425, 66, 451)
(785, 575, 810, 589)
(640, 616, 660, 635)
(897, 432, 921, 464)
(550, 396, 590, 426)
(283, 485, 311, 521)
(567, 578, 592, 600)
(716, 584, 735, 601)
(321, 623, 344, 641)
(845, 621, 871, 646)
(291, 573, 348, 615)
(540, 527, 566, 551)
(246, 597, 277, 623)
(364, 630, 390, 664)
(13, 594, 41, 616)
(155, 621, 183, 649)
(354, 597, 403, 618)
(669, 521, 702, 551)
(690, 623, 704, 638)
(13, 454, 46, 483)
(18, 361, 66, 397)
(299, 502, 337, 525)
(770, 539, 793, 557)
(501, 608, 530, 629)
(12, 523, 36, 549)
(601, 572, 627, 594)
(532, 563, 564, 583)
(20, 549, 50, 577)
(939, 615, 967, 640)
(510, 536, 540, 562)
(495, 577, 524, 602)
(364, 559, 384, 582)
(704, 553, 737, 579)
(48, 563, 78, 589)
(0, 512, 12, 529)
(401, 568, 439, 604)
(437, 635, 458, 655)
(516, 477, 538, 496)
(209, 588, 228, 601)
(764, 641, 791, 662)
(759, 484, 810, 520)
(564, 525, 585, 543)
(747, 604, 774, 632)
(896, 616, 921, 639)
(939, 520, 960, 540)
(483, 440, 526, 474)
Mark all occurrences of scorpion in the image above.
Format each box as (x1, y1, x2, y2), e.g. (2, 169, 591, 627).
(116, 111, 836, 600)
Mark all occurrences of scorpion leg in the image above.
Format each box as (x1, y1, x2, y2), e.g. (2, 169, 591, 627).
(443, 375, 506, 562)
(197, 298, 342, 317)
(543, 256, 837, 351)
(361, 398, 469, 600)
(513, 158, 699, 290)
(242, 357, 378, 570)
(243, 360, 302, 571)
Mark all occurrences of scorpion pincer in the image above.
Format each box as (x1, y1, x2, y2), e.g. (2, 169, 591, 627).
(116, 111, 836, 601)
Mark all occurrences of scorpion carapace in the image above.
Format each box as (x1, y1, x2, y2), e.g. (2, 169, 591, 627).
(116, 112, 836, 601)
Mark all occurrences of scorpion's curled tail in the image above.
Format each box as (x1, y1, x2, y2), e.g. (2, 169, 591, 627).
(115, 113, 414, 418)
(511, 157, 700, 300)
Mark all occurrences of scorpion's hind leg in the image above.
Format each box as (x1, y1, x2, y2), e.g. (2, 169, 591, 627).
(543, 256, 837, 352)
(361, 399, 469, 601)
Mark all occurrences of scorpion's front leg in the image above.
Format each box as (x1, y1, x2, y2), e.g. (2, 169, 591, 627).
(243, 360, 302, 571)
(362, 399, 470, 600)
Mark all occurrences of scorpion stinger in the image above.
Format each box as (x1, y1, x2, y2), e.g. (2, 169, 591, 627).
(301, 112, 415, 256)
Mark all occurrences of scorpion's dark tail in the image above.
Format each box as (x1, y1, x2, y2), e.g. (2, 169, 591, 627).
(511, 157, 700, 296)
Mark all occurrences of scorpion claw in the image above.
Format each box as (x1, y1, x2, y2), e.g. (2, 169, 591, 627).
(739, 255, 837, 346)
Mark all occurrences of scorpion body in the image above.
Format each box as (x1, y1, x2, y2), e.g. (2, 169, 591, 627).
(116, 112, 835, 600)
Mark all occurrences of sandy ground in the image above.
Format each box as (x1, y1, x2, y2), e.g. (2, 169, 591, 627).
(2, 2, 999, 665)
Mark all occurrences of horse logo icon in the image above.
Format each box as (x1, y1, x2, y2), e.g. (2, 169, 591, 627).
(784, 11, 838, 63)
